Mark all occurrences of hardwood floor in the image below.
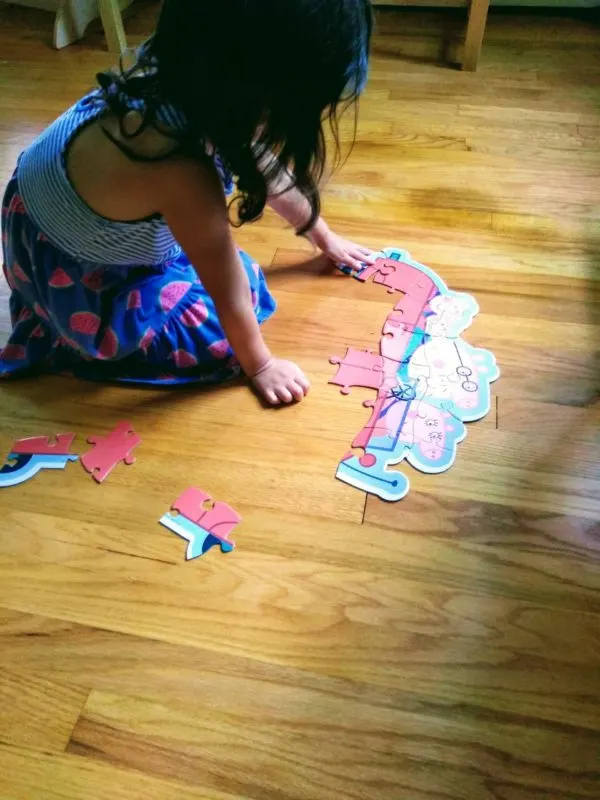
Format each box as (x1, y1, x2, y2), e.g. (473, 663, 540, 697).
(0, 3, 599, 799)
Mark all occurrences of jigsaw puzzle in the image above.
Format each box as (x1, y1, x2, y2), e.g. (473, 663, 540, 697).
(0, 433, 79, 488)
(81, 421, 141, 483)
(334, 248, 499, 502)
(160, 487, 241, 560)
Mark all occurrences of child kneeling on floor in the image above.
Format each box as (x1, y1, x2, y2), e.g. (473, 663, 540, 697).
(1, 0, 373, 404)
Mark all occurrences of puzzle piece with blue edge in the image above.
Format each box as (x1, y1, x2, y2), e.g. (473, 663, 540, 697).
(160, 487, 241, 561)
(0, 433, 78, 488)
(160, 512, 235, 560)
(341, 392, 418, 500)
(336, 449, 411, 502)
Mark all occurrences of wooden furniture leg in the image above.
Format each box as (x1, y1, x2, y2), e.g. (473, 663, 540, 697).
(98, 0, 127, 54)
(463, 0, 491, 71)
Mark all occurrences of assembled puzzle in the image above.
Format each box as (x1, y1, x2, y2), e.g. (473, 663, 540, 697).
(332, 247, 499, 502)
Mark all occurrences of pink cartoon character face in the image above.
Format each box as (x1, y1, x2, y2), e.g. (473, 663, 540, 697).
(427, 294, 476, 338)
(401, 402, 463, 469)
(412, 406, 448, 462)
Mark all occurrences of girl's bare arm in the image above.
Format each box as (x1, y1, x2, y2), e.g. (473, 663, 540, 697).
(262, 155, 374, 270)
(155, 157, 309, 404)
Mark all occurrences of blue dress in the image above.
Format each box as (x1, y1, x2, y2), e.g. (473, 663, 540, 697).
(0, 89, 276, 385)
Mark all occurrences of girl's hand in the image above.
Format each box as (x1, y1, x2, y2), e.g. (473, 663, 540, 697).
(251, 358, 310, 405)
(308, 222, 375, 271)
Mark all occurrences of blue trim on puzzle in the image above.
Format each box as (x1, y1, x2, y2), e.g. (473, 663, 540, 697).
(0, 453, 78, 488)
(336, 456, 410, 502)
(159, 513, 234, 560)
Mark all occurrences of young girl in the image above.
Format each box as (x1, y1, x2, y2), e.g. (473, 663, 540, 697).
(1, 0, 373, 405)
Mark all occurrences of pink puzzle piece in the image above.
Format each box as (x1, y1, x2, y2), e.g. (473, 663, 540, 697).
(380, 312, 418, 364)
(12, 433, 76, 455)
(171, 486, 212, 523)
(354, 257, 395, 285)
(356, 257, 433, 298)
(393, 280, 437, 328)
(352, 396, 394, 450)
(329, 348, 384, 395)
(172, 487, 241, 544)
(357, 258, 437, 331)
(81, 421, 141, 483)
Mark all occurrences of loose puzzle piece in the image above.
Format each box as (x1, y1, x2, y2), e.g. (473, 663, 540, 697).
(160, 487, 241, 560)
(0, 433, 78, 488)
(12, 434, 76, 455)
(80, 421, 141, 483)
(332, 247, 500, 502)
(329, 348, 384, 395)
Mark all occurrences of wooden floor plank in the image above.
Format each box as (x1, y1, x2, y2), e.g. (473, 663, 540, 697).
(1, 499, 598, 613)
(1, 610, 598, 734)
(66, 685, 600, 800)
(1, 526, 599, 702)
(0, 670, 88, 752)
(0, 744, 244, 800)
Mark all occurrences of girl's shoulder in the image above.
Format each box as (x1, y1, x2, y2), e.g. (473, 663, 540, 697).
(98, 41, 188, 134)
(96, 39, 234, 194)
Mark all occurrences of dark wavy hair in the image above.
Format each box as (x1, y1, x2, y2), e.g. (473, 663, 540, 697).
(97, 0, 371, 233)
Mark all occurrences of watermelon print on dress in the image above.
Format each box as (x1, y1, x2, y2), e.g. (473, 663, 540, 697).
(49, 268, 74, 288)
(70, 311, 101, 336)
(180, 299, 208, 328)
(1, 174, 276, 384)
(160, 281, 192, 313)
(127, 289, 142, 310)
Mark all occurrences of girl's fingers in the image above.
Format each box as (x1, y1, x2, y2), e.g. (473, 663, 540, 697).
(329, 250, 346, 264)
(264, 388, 279, 405)
(350, 246, 374, 262)
(296, 373, 311, 393)
(276, 386, 294, 404)
(357, 248, 376, 262)
(344, 254, 366, 271)
(289, 381, 305, 402)
(349, 242, 372, 255)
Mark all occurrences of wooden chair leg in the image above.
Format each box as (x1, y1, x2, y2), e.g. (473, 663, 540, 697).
(98, 0, 127, 54)
(463, 0, 491, 71)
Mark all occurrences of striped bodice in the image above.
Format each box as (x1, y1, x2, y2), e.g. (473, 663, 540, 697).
(17, 90, 232, 268)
